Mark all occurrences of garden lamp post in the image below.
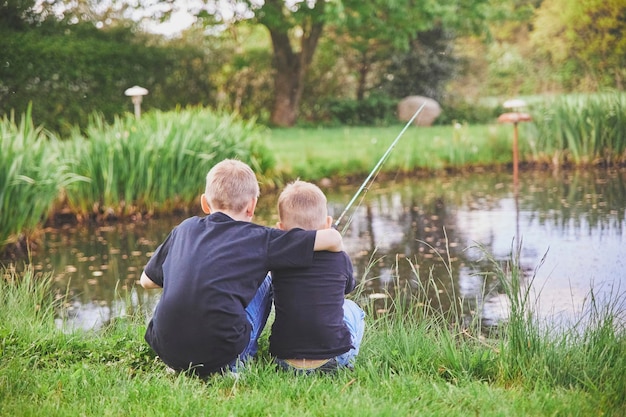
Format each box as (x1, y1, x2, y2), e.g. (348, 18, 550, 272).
(124, 85, 149, 119)
(498, 99, 532, 249)
(498, 99, 532, 184)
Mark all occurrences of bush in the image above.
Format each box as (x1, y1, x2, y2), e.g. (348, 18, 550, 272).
(0, 22, 219, 136)
(318, 94, 397, 126)
(437, 98, 502, 125)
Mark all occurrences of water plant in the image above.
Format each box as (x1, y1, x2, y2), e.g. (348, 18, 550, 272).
(471, 242, 625, 408)
(61, 107, 276, 219)
(528, 91, 626, 166)
(0, 107, 85, 253)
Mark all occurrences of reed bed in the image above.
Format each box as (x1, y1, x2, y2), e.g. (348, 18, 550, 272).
(61, 108, 275, 219)
(2, 244, 624, 416)
(0, 107, 274, 255)
(528, 92, 626, 166)
(0, 107, 84, 250)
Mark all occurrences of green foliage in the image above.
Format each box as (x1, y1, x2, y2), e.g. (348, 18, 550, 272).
(378, 27, 460, 102)
(437, 98, 503, 125)
(0, 106, 86, 250)
(319, 94, 397, 126)
(0, 22, 218, 136)
(0, 264, 56, 332)
(530, 0, 626, 90)
(61, 107, 275, 219)
(477, 244, 626, 408)
(0, 264, 158, 376)
(0, 107, 275, 255)
(0, 0, 41, 29)
(528, 92, 626, 166)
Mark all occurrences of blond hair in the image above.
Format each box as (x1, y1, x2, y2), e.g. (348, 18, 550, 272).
(277, 180, 328, 230)
(205, 159, 260, 213)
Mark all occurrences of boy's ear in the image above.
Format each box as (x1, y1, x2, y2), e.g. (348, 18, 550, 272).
(276, 221, 286, 230)
(325, 215, 333, 229)
(245, 197, 258, 217)
(200, 194, 211, 214)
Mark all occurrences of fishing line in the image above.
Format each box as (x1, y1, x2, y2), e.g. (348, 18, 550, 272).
(334, 102, 427, 234)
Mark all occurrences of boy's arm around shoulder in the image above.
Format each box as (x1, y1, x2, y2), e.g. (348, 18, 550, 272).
(313, 228, 343, 252)
(140, 271, 162, 289)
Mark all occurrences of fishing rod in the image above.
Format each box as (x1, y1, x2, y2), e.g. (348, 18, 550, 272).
(333, 101, 427, 233)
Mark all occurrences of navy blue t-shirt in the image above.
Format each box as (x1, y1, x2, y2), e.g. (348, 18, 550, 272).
(143, 212, 317, 375)
(269, 250, 355, 359)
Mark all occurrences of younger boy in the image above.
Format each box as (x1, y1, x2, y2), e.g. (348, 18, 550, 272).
(140, 160, 343, 378)
(270, 180, 365, 373)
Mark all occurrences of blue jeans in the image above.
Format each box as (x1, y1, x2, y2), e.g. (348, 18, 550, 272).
(336, 299, 366, 367)
(228, 273, 273, 371)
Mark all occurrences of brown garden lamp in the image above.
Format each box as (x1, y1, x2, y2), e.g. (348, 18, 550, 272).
(498, 99, 532, 184)
(124, 85, 149, 119)
(498, 99, 532, 248)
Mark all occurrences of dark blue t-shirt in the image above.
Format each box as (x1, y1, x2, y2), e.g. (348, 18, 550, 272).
(143, 212, 317, 375)
(269, 250, 355, 359)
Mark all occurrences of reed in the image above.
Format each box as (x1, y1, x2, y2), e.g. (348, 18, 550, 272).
(529, 92, 626, 166)
(472, 242, 626, 407)
(0, 107, 84, 249)
(362, 241, 625, 410)
(61, 107, 276, 219)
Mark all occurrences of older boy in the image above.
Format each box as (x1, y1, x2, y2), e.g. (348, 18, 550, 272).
(270, 180, 365, 373)
(140, 160, 343, 378)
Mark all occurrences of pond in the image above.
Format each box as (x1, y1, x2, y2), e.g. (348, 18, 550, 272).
(6, 168, 625, 332)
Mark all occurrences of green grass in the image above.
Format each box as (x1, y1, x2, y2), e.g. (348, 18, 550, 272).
(1, 246, 624, 416)
(265, 123, 513, 179)
(0, 107, 276, 253)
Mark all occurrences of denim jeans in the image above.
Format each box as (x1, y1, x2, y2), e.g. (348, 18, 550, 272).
(228, 273, 273, 371)
(335, 299, 366, 367)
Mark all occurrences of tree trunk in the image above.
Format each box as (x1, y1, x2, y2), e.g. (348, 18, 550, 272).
(264, 1, 325, 127)
(356, 50, 371, 101)
(269, 32, 301, 126)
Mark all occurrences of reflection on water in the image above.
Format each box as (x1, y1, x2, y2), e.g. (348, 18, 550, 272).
(5, 168, 625, 331)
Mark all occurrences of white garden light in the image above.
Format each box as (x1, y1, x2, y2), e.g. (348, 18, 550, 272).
(124, 85, 149, 119)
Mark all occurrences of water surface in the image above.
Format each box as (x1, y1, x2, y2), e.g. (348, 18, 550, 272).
(9, 168, 625, 331)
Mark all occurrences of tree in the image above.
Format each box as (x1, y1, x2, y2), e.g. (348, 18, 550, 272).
(530, 0, 626, 90)
(1, 0, 44, 29)
(333, 1, 435, 101)
(254, 0, 327, 126)
(178, 0, 490, 126)
(379, 26, 459, 101)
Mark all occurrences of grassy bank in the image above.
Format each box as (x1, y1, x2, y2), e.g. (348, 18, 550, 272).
(1, 247, 625, 416)
(265, 123, 512, 179)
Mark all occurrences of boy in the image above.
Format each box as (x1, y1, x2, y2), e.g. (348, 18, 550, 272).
(270, 180, 365, 373)
(140, 160, 343, 378)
